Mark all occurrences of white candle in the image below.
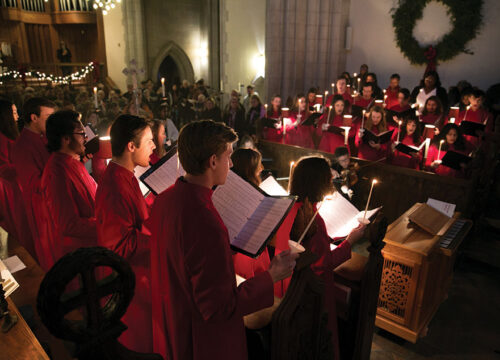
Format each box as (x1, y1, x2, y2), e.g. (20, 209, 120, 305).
(397, 120, 402, 143)
(363, 179, 377, 221)
(437, 139, 444, 160)
(464, 105, 470, 121)
(93, 87, 98, 109)
(357, 77, 361, 92)
(327, 105, 332, 125)
(161, 77, 166, 97)
(324, 91, 328, 106)
(449, 117, 455, 124)
(298, 197, 328, 245)
(361, 110, 366, 129)
(341, 126, 350, 145)
(283, 117, 286, 136)
(331, 83, 335, 93)
(424, 138, 431, 160)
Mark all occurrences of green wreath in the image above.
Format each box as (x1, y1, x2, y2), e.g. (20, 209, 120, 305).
(391, 0, 483, 65)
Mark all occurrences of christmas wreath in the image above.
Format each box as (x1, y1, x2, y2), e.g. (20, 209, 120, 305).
(391, 0, 483, 66)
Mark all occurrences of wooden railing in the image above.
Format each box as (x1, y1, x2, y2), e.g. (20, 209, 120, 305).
(58, 0, 94, 12)
(0, 0, 18, 7)
(0, 0, 97, 12)
(20, 0, 46, 12)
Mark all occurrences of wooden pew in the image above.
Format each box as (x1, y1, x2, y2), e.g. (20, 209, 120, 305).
(258, 140, 478, 223)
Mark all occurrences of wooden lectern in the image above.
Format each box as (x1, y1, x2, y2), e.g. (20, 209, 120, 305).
(375, 203, 472, 342)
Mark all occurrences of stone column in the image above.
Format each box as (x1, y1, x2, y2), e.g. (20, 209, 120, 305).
(122, 0, 148, 83)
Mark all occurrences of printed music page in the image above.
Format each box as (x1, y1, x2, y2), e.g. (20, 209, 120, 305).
(141, 152, 184, 195)
(260, 175, 289, 196)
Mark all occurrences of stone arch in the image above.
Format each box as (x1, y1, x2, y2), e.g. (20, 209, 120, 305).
(151, 41, 194, 84)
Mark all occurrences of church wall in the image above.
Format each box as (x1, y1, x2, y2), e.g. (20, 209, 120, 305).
(103, 2, 127, 91)
(143, 0, 210, 83)
(345, 0, 500, 91)
(220, 0, 267, 101)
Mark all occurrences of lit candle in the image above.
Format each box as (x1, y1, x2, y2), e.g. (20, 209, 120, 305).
(361, 110, 366, 129)
(437, 139, 444, 160)
(353, 72, 357, 78)
(331, 82, 335, 93)
(363, 179, 377, 221)
(324, 91, 328, 106)
(464, 105, 470, 121)
(265, 103, 268, 113)
(341, 126, 350, 145)
(298, 196, 329, 245)
(397, 120, 402, 143)
(161, 77, 166, 97)
(327, 105, 332, 125)
(314, 104, 321, 112)
(424, 138, 431, 160)
(449, 117, 455, 124)
(357, 77, 361, 92)
(93, 87, 98, 109)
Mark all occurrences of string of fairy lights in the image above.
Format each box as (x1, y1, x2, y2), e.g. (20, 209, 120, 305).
(93, 0, 121, 15)
(0, 62, 95, 85)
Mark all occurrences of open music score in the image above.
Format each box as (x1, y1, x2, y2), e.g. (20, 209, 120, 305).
(140, 149, 295, 257)
(260, 175, 289, 196)
(134, 165, 152, 197)
(140, 148, 184, 195)
(319, 192, 380, 238)
(213, 171, 295, 257)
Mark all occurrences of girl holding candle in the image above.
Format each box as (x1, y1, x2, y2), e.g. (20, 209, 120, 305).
(273, 156, 365, 359)
(389, 115, 424, 169)
(318, 96, 350, 153)
(290, 93, 315, 149)
(261, 94, 283, 142)
(425, 123, 470, 178)
(355, 105, 389, 161)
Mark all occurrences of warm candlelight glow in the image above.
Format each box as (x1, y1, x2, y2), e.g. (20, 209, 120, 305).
(363, 179, 377, 221)
(450, 117, 455, 124)
(437, 139, 445, 160)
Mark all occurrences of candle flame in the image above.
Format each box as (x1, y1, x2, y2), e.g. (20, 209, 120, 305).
(372, 179, 378, 184)
(161, 77, 165, 84)
(399, 120, 402, 125)
(290, 161, 294, 167)
(440, 139, 444, 144)
(93, 87, 97, 93)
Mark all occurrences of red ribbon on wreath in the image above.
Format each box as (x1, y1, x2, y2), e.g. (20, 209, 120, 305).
(424, 45, 437, 73)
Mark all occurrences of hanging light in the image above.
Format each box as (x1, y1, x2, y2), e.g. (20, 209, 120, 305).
(94, 0, 118, 14)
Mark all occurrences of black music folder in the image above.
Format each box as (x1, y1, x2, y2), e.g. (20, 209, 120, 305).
(459, 120, 485, 137)
(386, 108, 415, 121)
(395, 141, 425, 155)
(441, 150, 472, 170)
(326, 125, 346, 135)
(300, 112, 322, 126)
(84, 125, 100, 155)
(140, 147, 296, 257)
(362, 129, 394, 144)
(261, 117, 280, 128)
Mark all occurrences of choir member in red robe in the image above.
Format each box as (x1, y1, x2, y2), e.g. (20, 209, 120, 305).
(425, 123, 470, 178)
(150, 119, 167, 165)
(453, 89, 493, 147)
(41, 110, 98, 270)
(306, 87, 318, 112)
(12, 97, 56, 266)
(326, 77, 353, 107)
(384, 73, 401, 109)
(388, 88, 411, 112)
(230, 148, 271, 279)
(355, 105, 390, 161)
(289, 94, 315, 149)
(95, 114, 156, 353)
(318, 95, 350, 153)
(0, 100, 33, 254)
(352, 83, 375, 110)
(273, 156, 365, 360)
(149, 120, 298, 360)
(261, 95, 283, 142)
(389, 115, 423, 169)
(419, 96, 446, 129)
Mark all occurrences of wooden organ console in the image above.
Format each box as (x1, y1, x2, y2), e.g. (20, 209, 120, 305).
(375, 203, 472, 342)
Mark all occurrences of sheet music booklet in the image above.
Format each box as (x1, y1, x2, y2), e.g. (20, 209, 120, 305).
(362, 128, 394, 144)
(395, 140, 426, 155)
(134, 165, 151, 197)
(259, 177, 381, 239)
(260, 175, 289, 196)
(140, 148, 296, 257)
(441, 150, 472, 170)
(459, 120, 485, 137)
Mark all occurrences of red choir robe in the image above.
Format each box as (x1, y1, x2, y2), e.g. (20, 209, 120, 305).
(149, 178, 274, 360)
(95, 161, 153, 353)
(91, 155, 108, 184)
(289, 110, 315, 149)
(352, 96, 374, 110)
(355, 126, 389, 161)
(453, 108, 493, 147)
(262, 110, 283, 142)
(420, 113, 445, 127)
(273, 202, 351, 360)
(389, 132, 423, 169)
(384, 86, 400, 109)
(0, 133, 33, 253)
(325, 92, 353, 107)
(41, 152, 98, 270)
(425, 143, 468, 178)
(11, 128, 51, 265)
(317, 114, 348, 153)
(388, 104, 410, 113)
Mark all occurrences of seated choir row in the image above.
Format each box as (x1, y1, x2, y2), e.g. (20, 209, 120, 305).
(256, 73, 494, 179)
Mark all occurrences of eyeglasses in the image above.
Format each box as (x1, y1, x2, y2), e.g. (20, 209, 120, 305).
(73, 132, 88, 139)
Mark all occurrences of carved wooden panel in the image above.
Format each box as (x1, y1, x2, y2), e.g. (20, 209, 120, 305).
(378, 259, 414, 322)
